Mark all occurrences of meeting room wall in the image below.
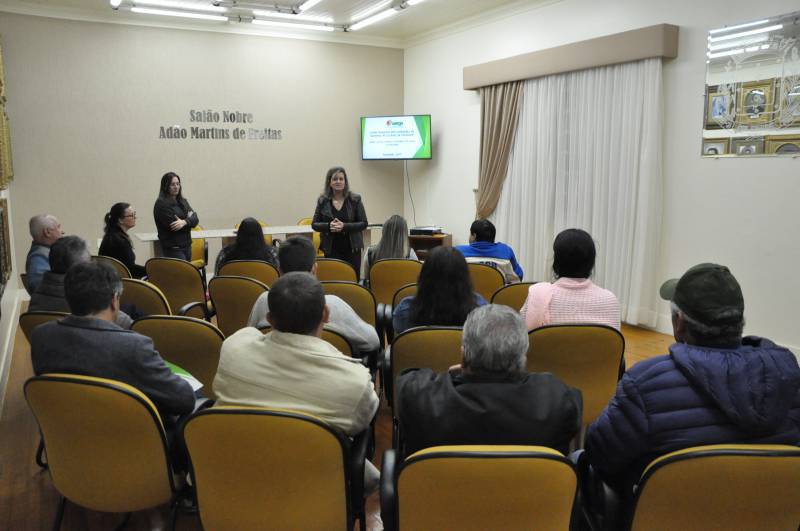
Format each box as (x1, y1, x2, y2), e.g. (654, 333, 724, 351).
(0, 13, 404, 275)
(403, 0, 800, 352)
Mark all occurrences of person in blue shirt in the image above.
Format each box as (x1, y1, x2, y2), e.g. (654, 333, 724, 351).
(455, 219, 523, 282)
(25, 214, 64, 293)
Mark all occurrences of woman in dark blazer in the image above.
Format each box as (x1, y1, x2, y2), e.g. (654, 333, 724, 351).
(312, 166, 368, 277)
(153, 172, 199, 261)
(99, 202, 146, 278)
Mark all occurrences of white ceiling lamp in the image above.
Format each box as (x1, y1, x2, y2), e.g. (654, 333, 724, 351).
(110, 0, 122, 7)
(130, 7, 228, 20)
(252, 19, 335, 32)
(707, 48, 744, 59)
(708, 24, 783, 43)
(406, 0, 425, 5)
(348, 7, 397, 31)
(252, 9, 333, 23)
(709, 19, 770, 35)
(297, 0, 324, 12)
(133, 0, 226, 12)
(707, 35, 767, 52)
(351, 0, 392, 22)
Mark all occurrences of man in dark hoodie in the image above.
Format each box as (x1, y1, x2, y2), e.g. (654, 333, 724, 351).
(585, 263, 800, 496)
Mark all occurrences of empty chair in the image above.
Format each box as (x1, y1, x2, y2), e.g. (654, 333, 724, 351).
(467, 262, 505, 302)
(145, 257, 212, 320)
(120, 278, 171, 317)
(316, 258, 358, 282)
(527, 324, 624, 428)
(208, 275, 269, 337)
(381, 445, 577, 531)
(369, 259, 422, 307)
(93, 255, 132, 279)
(490, 282, 537, 310)
(24, 374, 181, 529)
(190, 224, 208, 269)
(298, 217, 324, 256)
(183, 407, 368, 531)
(19, 311, 68, 343)
(131, 315, 224, 400)
(218, 260, 279, 287)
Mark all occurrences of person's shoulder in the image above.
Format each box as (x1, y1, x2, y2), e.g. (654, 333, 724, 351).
(316, 194, 329, 205)
(348, 192, 362, 203)
(624, 352, 675, 383)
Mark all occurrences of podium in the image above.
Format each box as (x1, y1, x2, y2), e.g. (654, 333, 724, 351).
(409, 233, 452, 260)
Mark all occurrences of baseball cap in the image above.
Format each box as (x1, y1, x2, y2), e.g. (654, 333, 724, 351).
(659, 263, 744, 325)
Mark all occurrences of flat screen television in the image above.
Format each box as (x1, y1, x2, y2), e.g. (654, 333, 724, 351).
(360, 114, 432, 160)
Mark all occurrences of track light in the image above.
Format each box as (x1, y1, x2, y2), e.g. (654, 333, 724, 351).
(252, 10, 333, 23)
(297, 0, 324, 12)
(134, 0, 226, 12)
(252, 19, 335, 32)
(130, 7, 228, 21)
(349, 8, 397, 31)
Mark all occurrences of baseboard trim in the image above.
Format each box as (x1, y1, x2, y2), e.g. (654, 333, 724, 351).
(0, 289, 24, 416)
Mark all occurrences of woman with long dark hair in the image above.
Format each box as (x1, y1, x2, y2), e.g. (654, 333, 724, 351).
(362, 215, 417, 285)
(311, 166, 368, 278)
(153, 172, 199, 261)
(392, 246, 486, 335)
(215, 217, 278, 275)
(99, 202, 146, 278)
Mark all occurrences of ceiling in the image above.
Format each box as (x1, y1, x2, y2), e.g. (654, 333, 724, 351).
(0, 0, 549, 45)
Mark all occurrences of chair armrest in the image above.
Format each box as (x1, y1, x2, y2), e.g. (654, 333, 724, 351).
(349, 428, 369, 525)
(381, 348, 393, 407)
(383, 305, 394, 344)
(380, 449, 398, 531)
(572, 449, 621, 531)
(176, 301, 205, 317)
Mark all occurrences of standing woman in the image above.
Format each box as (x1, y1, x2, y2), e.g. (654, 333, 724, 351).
(153, 172, 199, 261)
(312, 166, 368, 277)
(99, 202, 147, 278)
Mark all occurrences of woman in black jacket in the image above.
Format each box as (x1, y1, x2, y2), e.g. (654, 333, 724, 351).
(312, 166, 368, 277)
(99, 202, 147, 278)
(153, 172, 199, 261)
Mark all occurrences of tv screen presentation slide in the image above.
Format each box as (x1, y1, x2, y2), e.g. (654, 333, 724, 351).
(361, 115, 432, 160)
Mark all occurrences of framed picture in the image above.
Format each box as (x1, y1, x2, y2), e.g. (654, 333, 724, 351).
(0, 198, 10, 283)
(706, 85, 735, 128)
(766, 135, 800, 154)
(777, 80, 800, 126)
(737, 79, 775, 125)
(731, 137, 765, 156)
(702, 138, 729, 156)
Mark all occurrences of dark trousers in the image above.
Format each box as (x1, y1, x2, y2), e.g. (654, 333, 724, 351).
(162, 244, 192, 261)
(325, 248, 361, 279)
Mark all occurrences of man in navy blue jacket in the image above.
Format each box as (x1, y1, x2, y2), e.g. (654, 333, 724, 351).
(585, 263, 800, 495)
(455, 219, 523, 282)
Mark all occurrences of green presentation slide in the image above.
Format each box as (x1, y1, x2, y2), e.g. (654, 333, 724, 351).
(361, 115, 432, 160)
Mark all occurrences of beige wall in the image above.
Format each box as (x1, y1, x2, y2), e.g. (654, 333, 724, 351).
(0, 13, 405, 269)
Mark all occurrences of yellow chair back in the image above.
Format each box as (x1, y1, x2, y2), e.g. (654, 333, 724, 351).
(183, 407, 352, 531)
(219, 260, 280, 287)
(298, 217, 323, 256)
(370, 259, 422, 306)
(19, 311, 68, 343)
(120, 278, 172, 316)
(397, 445, 576, 531)
(190, 225, 207, 269)
(316, 258, 358, 282)
(490, 282, 536, 311)
(631, 444, 800, 531)
(320, 281, 377, 327)
(208, 275, 268, 337)
(321, 328, 354, 357)
(24, 374, 174, 513)
(467, 263, 505, 302)
(392, 283, 418, 309)
(131, 316, 224, 400)
(94, 255, 132, 279)
(527, 324, 624, 427)
(145, 257, 208, 319)
(390, 326, 462, 407)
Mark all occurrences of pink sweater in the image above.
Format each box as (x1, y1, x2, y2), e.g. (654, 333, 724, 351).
(520, 278, 621, 331)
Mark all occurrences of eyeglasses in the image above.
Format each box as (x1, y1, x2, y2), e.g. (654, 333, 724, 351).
(123, 213, 137, 219)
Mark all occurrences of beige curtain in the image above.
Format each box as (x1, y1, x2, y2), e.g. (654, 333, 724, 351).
(475, 80, 524, 219)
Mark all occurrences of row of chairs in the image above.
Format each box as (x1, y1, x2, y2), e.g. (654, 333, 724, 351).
(24, 373, 800, 531)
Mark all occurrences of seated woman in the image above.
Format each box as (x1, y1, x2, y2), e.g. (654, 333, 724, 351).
(215, 217, 278, 275)
(99, 202, 146, 278)
(393, 246, 486, 335)
(362, 214, 417, 284)
(520, 228, 620, 330)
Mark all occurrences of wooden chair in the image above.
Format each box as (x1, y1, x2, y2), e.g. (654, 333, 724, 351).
(218, 260, 280, 287)
(490, 282, 536, 311)
(527, 324, 625, 429)
(381, 445, 577, 531)
(131, 315, 224, 400)
(93, 255, 132, 279)
(467, 262, 505, 302)
(316, 258, 358, 282)
(183, 407, 368, 530)
(25, 374, 181, 530)
(298, 217, 323, 256)
(145, 257, 212, 320)
(19, 311, 68, 343)
(120, 278, 171, 317)
(208, 275, 268, 337)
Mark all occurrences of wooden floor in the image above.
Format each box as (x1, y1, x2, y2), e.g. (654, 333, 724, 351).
(0, 323, 673, 530)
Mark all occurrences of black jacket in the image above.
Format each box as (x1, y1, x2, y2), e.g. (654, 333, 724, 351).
(312, 193, 368, 254)
(397, 367, 582, 456)
(153, 196, 199, 249)
(99, 231, 147, 278)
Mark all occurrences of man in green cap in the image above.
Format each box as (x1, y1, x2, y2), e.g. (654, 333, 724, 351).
(584, 263, 800, 498)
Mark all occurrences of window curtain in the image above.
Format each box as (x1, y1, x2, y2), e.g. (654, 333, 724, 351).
(475, 81, 524, 219)
(492, 58, 663, 326)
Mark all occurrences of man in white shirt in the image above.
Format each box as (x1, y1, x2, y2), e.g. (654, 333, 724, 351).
(247, 236, 379, 354)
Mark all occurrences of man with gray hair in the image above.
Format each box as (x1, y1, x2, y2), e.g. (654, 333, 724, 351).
(26, 214, 64, 293)
(397, 304, 582, 456)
